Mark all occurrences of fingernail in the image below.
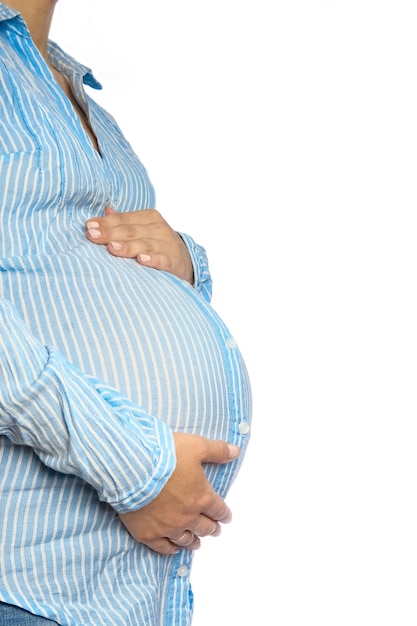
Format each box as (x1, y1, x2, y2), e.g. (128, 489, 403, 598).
(139, 254, 151, 262)
(227, 444, 240, 459)
(88, 228, 101, 240)
(110, 241, 123, 251)
(87, 221, 100, 229)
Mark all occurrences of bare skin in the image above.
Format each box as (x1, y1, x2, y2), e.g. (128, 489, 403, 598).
(7, 0, 192, 282)
(4, 0, 237, 553)
(120, 435, 240, 554)
(86, 207, 194, 284)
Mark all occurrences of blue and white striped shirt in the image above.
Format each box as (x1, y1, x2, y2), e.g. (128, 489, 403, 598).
(0, 5, 251, 626)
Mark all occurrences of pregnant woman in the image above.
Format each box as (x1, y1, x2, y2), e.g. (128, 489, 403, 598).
(0, 1, 251, 625)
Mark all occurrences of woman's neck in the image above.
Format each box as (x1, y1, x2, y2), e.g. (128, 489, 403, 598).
(4, 0, 57, 60)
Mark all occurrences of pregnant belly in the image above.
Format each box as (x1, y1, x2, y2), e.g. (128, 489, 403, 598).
(4, 252, 251, 446)
(0, 252, 251, 584)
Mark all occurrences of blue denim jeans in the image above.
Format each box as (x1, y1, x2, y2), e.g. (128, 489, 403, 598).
(0, 603, 59, 625)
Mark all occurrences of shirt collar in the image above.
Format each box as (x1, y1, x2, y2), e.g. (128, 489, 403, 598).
(47, 41, 102, 90)
(0, 3, 19, 23)
(0, 2, 102, 90)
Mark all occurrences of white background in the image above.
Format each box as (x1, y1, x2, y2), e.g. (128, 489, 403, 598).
(52, 1, 417, 624)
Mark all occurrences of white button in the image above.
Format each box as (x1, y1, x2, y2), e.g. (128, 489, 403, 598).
(238, 422, 250, 435)
(226, 337, 238, 349)
(177, 565, 188, 577)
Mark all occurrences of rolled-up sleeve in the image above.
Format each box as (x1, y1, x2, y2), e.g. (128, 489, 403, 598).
(0, 298, 176, 514)
(178, 232, 213, 302)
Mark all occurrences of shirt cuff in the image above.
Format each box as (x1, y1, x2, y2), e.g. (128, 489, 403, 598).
(178, 232, 213, 303)
(0, 298, 176, 514)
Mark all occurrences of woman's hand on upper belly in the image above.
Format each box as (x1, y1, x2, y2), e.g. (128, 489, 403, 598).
(85, 207, 194, 284)
(118, 433, 240, 555)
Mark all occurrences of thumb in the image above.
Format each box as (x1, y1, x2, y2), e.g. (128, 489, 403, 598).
(104, 206, 117, 215)
(201, 439, 240, 464)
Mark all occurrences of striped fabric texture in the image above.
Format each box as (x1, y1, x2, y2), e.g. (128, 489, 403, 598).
(0, 5, 252, 626)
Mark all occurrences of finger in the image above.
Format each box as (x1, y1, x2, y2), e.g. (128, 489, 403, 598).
(189, 519, 221, 538)
(143, 537, 183, 555)
(86, 208, 119, 237)
(144, 535, 201, 554)
(136, 252, 173, 272)
(170, 530, 194, 546)
(106, 241, 157, 260)
(115, 208, 157, 224)
(170, 530, 200, 549)
(184, 536, 201, 550)
(199, 439, 241, 465)
(87, 223, 147, 246)
(85, 215, 145, 244)
(90, 208, 156, 229)
(200, 493, 233, 525)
